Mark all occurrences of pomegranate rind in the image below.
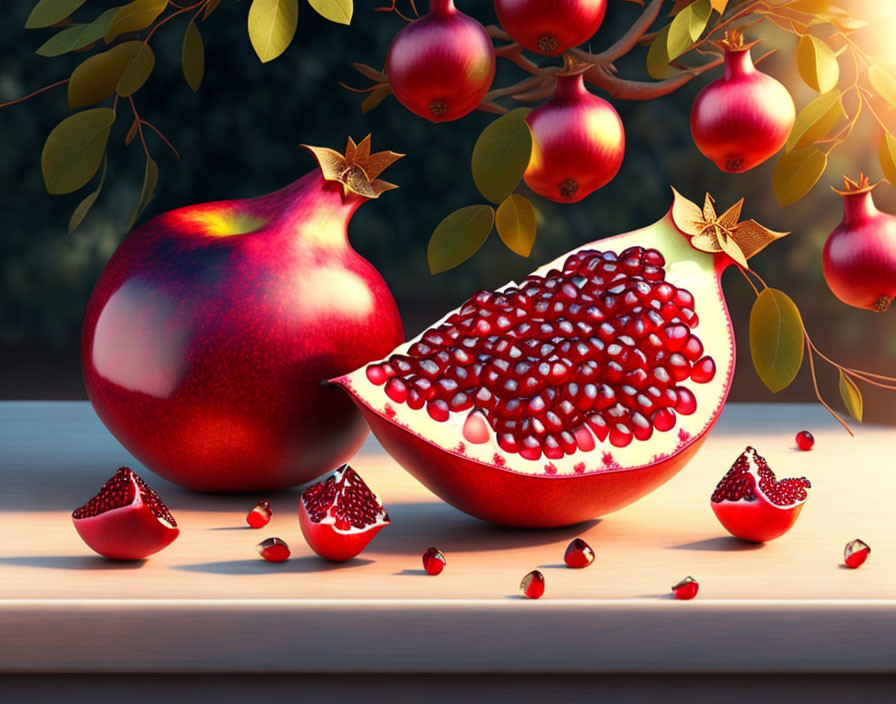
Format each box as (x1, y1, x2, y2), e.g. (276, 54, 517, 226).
(333, 211, 735, 527)
(711, 500, 805, 543)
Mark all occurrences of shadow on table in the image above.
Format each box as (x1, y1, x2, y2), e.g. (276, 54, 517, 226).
(0, 555, 146, 570)
(669, 536, 764, 552)
(175, 556, 374, 575)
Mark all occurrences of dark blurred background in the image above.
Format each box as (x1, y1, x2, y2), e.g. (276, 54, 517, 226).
(2, 0, 896, 422)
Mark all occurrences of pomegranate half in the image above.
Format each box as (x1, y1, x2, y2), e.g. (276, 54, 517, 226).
(333, 202, 736, 527)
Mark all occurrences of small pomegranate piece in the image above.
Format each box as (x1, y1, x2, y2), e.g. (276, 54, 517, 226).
(72, 467, 179, 560)
(823, 175, 896, 312)
(520, 570, 545, 599)
(246, 500, 272, 528)
(494, 0, 607, 56)
(299, 465, 390, 562)
(795, 430, 814, 451)
(564, 538, 595, 568)
(257, 537, 290, 562)
(672, 576, 699, 600)
(711, 447, 811, 543)
(844, 539, 870, 569)
(422, 547, 446, 575)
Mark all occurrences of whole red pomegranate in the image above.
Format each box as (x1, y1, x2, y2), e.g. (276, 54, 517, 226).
(823, 175, 896, 312)
(690, 33, 794, 173)
(494, 0, 607, 56)
(385, 0, 495, 122)
(524, 73, 625, 203)
(82, 137, 405, 492)
(334, 191, 738, 527)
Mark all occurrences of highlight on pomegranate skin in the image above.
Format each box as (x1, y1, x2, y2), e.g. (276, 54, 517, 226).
(385, 0, 496, 122)
(494, 0, 607, 56)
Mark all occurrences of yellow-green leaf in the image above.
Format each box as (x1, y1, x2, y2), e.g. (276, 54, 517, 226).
(182, 21, 204, 92)
(869, 64, 896, 111)
(428, 205, 495, 274)
(879, 132, 896, 185)
(307, 0, 352, 25)
(647, 25, 676, 79)
(116, 43, 154, 97)
(495, 194, 537, 257)
(750, 288, 805, 393)
(772, 146, 827, 206)
(797, 35, 839, 93)
(130, 156, 159, 228)
(26, 0, 86, 29)
(105, 0, 169, 44)
(248, 0, 298, 63)
(125, 118, 139, 146)
(666, 0, 711, 61)
(69, 155, 107, 233)
(838, 370, 863, 422)
(785, 89, 844, 152)
(68, 41, 150, 108)
(472, 108, 532, 204)
(36, 8, 118, 56)
(41, 108, 114, 195)
(710, 0, 728, 13)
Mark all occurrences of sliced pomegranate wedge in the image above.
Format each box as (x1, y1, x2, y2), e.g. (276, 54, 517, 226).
(333, 204, 735, 526)
(72, 467, 179, 560)
(299, 465, 390, 562)
(711, 447, 810, 543)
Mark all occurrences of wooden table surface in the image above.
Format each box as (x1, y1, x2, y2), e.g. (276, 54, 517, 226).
(1, 401, 894, 674)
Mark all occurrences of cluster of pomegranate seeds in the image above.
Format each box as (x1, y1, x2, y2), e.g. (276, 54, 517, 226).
(301, 465, 389, 531)
(366, 246, 716, 460)
(520, 570, 546, 599)
(246, 500, 272, 528)
(422, 547, 446, 575)
(795, 430, 815, 451)
(711, 447, 810, 506)
(257, 537, 290, 562)
(72, 467, 176, 526)
(672, 576, 699, 600)
(564, 538, 595, 568)
(844, 539, 870, 569)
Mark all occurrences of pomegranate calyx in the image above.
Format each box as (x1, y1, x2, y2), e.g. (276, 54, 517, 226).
(714, 30, 760, 53)
(303, 135, 403, 199)
(832, 173, 878, 196)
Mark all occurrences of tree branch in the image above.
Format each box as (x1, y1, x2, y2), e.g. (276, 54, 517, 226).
(494, 41, 544, 76)
(570, 0, 665, 65)
(582, 56, 723, 100)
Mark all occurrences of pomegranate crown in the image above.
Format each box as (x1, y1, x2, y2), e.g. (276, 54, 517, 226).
(714, 29, 759, 53)
(303, 135, 404, 199)
(833, 173, 878, 196)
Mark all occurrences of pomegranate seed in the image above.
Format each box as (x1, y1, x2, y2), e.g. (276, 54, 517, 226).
(520, 570, 545, 599)
(564, 538, 595, 568)
(690, 356, 716, 383)
(422, 547, 446, 575)
(844, 539, 870, 568)
(246, 500, 272, 528)
(674, 386, 697, 415)
(795, 430, 814, 451)
(671, 576, 699, 600)
(366, 365, 389, 385)
(384, 377, 408, 403)
(257, 537, 290, 562)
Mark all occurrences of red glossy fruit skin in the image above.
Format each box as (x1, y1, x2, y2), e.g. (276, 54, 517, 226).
(690, 48, 794, 173)
(73, 504, 179, 560)
(82, 173, 404, 492)
(385, 0, 495, 123)
(494, 0, 607, 56)
(711, 499, 804, 543)
(299, 500, 386, 562)
(672, 580, 699, 600)
(524, 74, 625, 203)
(822, 189, 896, 312)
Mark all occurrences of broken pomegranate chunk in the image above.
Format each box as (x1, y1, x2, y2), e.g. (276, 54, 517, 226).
(246, 500, 272, 528)
(257, 537, 290, 562)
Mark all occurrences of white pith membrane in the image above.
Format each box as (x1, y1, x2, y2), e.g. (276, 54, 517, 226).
(341, 218, 735, 476)
(711, 446, 810, 508)
(301, 464, 390, 533)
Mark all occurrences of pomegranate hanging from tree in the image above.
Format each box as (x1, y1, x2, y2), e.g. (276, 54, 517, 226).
(690, 31, 795, 173)
(823, 175, 896, 313)
(493, 0, 607, 56)
(82, 137, 405, 492)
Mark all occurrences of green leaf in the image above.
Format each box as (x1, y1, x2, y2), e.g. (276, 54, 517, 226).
(25, 0, 86, 29)
(41, 108, 114, 195)
(181, 21, 204, 92)
(838, 370, 863, 422)
(68, 41, 148, 108)
(797, 35, 839, 93)
(495, 194, 537, 257)
(307, 0, 352, 25)
(116, 43, 155, 97)
(36, 8, 119, 56)
(879, 131, 896, 185)
(248, 0, 299, 63)
(772, 146, 827, 206)
(646, 26, 676, 80)
(666, 0, 711, 61)
(428, 205, 495, 274)
(750, 288, 805, 393)
(105, 0, 168, 44)
(68, 155, 107, 232)
(125, 118, 139, 146)
(785, 90, 844, 152)
(130, 156, 159, 228)
(869, 64, 896, 111)
(471, 108, 532, 204)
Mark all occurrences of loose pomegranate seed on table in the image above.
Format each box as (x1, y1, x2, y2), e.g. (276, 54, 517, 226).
(564, 538, 595, 568)
(671, 576, 699, 600)
(246, 500, 272, 528)
(256, 537, 290, 563)
(795, 430, 814, 451)
(844, 539, 870, 569)
(520, 570, 546, 599)
(422, 547, 446, 575)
